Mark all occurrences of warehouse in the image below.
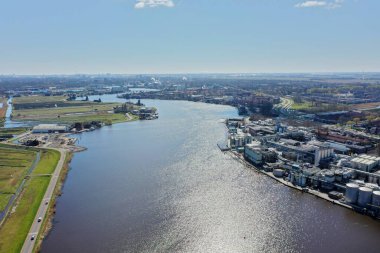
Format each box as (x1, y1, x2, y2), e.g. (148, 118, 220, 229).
(32, 124, 68, 134)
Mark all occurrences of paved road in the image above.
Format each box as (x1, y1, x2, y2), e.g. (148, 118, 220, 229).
(274, 97, 294, 115)
(20, 149, 66, 253)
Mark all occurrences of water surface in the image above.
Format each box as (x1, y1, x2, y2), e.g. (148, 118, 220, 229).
(42, 98, 380, 253)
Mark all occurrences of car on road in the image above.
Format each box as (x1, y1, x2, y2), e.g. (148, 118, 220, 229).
(31, 235, 35, 241)
(38, 217, 42, 222)
(45, 201, 48, 205)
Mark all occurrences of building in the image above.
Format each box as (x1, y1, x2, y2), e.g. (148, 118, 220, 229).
(229, 133, 252, 148)
(244, 142, 262, 165)
(351, 154, 380, 172)
(32, 124, 68, 134)
(268, 140, 334, 166)
(325, 141, 351, 154)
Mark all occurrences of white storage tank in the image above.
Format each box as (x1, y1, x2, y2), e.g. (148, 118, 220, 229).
(273, 169, 285, 178)
(345, 183, 359, 204)
(358, 187, 373, 207)
(372, 191, 380, 208)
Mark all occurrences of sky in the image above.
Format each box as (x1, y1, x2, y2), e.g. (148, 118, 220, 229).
(0, 0, 379, 74)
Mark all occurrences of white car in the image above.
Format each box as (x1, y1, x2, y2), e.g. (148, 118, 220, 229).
(37, 217, 42, 222)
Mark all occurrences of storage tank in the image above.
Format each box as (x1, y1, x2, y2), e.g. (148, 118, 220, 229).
(345, 183, 359, 204)
(358, 187, 373, 207)
(273, 169, 284, 178)
(290, 173, 295, 183)
(300, 175, 307, 187)
(372, 191, 380, 208)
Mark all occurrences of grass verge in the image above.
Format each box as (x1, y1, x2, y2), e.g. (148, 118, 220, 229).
(0, 176, 50, 253)
(0, 147, 60, 253)
(32, 149, 61, 175)
(0, 146, 36, 195)
(34, 152, 73, 253)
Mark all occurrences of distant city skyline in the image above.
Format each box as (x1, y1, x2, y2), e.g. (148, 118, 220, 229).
(0, 0, 379, 74)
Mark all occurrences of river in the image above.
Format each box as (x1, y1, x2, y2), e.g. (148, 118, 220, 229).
(42, 96, 380, 253)
(4, 97, 27, 128)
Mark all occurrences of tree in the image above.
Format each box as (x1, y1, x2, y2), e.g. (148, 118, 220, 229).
(293, 96, 302, 104)
(259, 102, 273, 116)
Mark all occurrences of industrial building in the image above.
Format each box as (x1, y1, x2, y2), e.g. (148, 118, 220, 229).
(226, 116, 380, 219)
(32, 124, 68, 134)
(244, 142, 277, 165)
(351, 154, 380, 172)
(267, 139, 334, 166)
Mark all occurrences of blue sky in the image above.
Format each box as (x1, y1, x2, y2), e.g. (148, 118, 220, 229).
(0, 0, 379, 74)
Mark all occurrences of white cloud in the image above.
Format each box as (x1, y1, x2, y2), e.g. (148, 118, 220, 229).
(327, 0, 344, 9)
(295, 0, 344, 9)
(295, 1, 327, 8)
(134, 0, 174, 9)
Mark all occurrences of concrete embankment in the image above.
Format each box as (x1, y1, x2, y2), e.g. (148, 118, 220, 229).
(227, 150, 354, 211)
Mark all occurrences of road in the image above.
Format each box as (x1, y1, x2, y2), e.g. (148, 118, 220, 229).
(20, 148, 66, 253)
(274, 97, 294, 116)
(0, 152, 41, 225)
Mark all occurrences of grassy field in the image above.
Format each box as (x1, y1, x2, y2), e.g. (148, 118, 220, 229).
(0, 176, 50, 253)
(351, 102, 380, 110)
(12, 95, 67, 104)
(0, 127, 29, 136)
(291, 99, 348, 113)
(12, 95, 132, 124)
(0, 146, 36, 194)
(0, 144, 61, 253)
(34, 152, 73, 252)
(0, 98, 8, 127)
(0, 194, 12, 212)
(32, 149, 60, 175)
(291, 101, 313, 110)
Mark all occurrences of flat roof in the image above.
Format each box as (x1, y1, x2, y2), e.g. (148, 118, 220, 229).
(33, 124, 67, 130)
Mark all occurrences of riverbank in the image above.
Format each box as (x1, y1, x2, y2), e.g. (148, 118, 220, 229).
(11, 95, 139, 125)
(226, 150, 355, 211)
(0, 97, 8, 127)
(0, 144, 61, 253)
(33, 151, 73, 253)
(40, 99, 380, 253)
(19, 148, 67, 253)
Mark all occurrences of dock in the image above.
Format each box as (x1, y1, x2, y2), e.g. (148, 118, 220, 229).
(217, 142, 230, 151)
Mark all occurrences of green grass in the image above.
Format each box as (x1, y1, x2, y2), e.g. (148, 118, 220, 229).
(291, 101, 313, 110)
(12, 96, 133, 124)
(14, 103, 119, 117)
(0, 98, 7, 128)
(0, 146, 60, 253)
(13, 95, 67, 104)
(32, 149, 60, 175)
(0, 127, 29, 136)
(291, 99, 349, 113)
(0, 147, 36, 193)
(0, 127, 29, 139)
(0, 176, 50, 253)
(0, 194, 12, 211)
(12, 95, 141, 125)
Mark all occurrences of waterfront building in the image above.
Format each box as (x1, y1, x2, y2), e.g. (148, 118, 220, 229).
(244, 142, 262, 165)
(32, 124, 68, 133)
(267, 139, 333, 166)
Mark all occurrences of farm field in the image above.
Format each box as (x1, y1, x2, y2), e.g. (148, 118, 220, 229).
(12, 95, 132, 125)
(0, 146, 37, 197)
(0, 144, 61, 253)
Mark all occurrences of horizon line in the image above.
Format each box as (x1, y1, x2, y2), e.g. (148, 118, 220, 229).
(0, 71, 379, 77)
